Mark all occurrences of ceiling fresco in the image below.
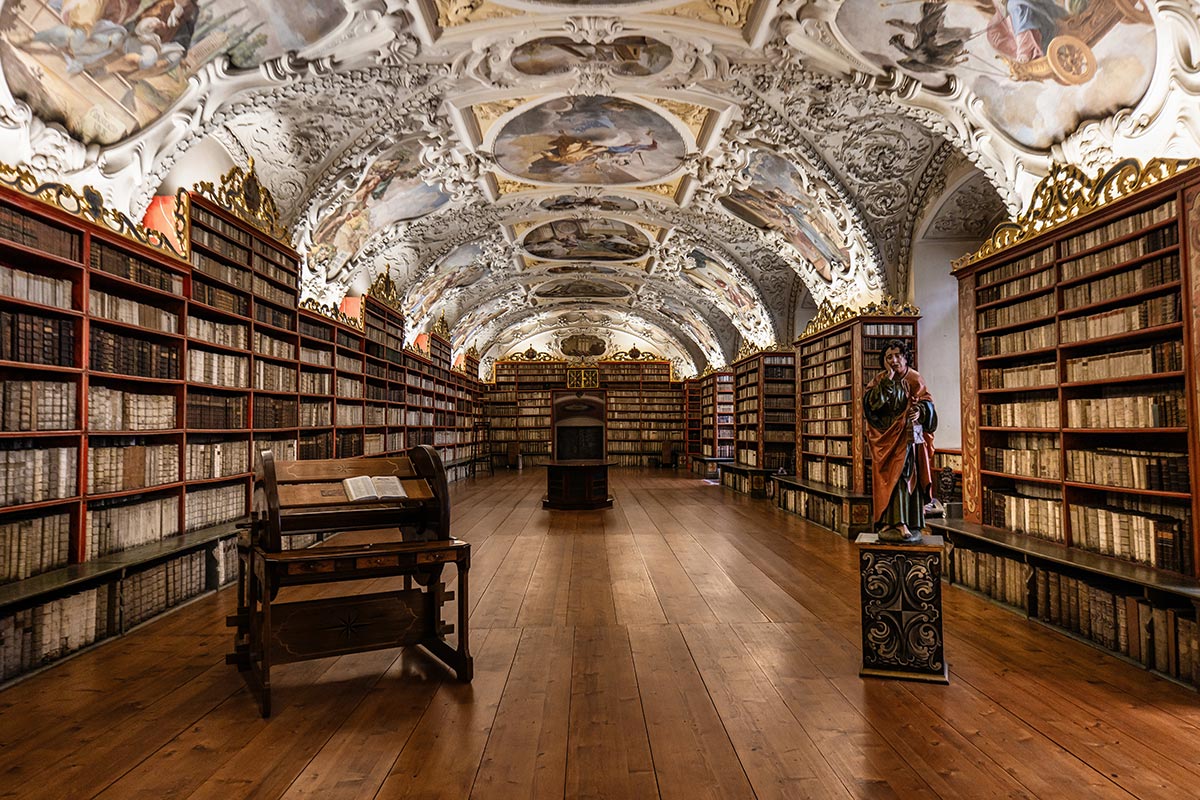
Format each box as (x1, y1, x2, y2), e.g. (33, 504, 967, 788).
(521, 218, 650, 261)
(0, 0, 345, 145)
(3, 0, 1195, 378)
(492, 95, 689, 185)
(836, 0, 1156, 149)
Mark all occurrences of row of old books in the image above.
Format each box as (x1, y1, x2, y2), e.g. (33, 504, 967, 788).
(364, 433, 385, 455)
(981, 397, 1058, 428)
(777, 486, 840, 530)
(336, 431, 363, 457)
(1060, 226, 1178, 282)
(184, 484, 245, 532)
(298, 432, 333, 460)
(0, 263, 73, 308)
(1061, 199, 1177, 258)
(191, 280, 248, 317)
(190, 244, 251, 289)
(982, 439, 1061, 478)
(976, 263, 1054, 304)
(952, 549, 1028, 610)
(254, 256, 296, 288)
(186, 393, 246, 429)
(0, 203, 81, 259)
(335, 404, 364, 426)
(0, 585, 110, 681)
(254, 360, 296, 392)
(87, 442, 179, 494)
(976, 246, 1054, 288)
(252, 276, 293, 308)
(86, 494, 180, 558)
(1, 312, 75, 366)
(1067, 448, 1189, 492)
(90, 241, 182, 294)
(89, 289, 178, 334)
(300, 370, 332, 394)
(252, 397, 297, 428)
(192, 205, 251, 246)
(336, 376, 363, 398)
(253, 331, 294, 361)
(980, 361, 1056, 390)
(0, 444, 76, 507)
(1064, 389, 1185, 428)
(187, 349, 248, 387)
(1, 379, 76, 431)
(185, 440, 249, 480)
(1069, 500, 1190, 573)
(122, 551, 206, 629)
(254, 304, 293, 330)
(187, 315, 248, 349)
(1059, 294, 1179, 343)
(979, 321, 1055, 357)
(982, 484, 1064, 542)
(1061, 253, 1179, 310)
(299, 400, 331, 427)
(299, 345, 331, 366)
(0, 510, 70, 584)
(88, 385, 174, 431)
(89, 329, 177, 379)
(977, 293, 1055, 332)
(1064, 340, 1182, 382)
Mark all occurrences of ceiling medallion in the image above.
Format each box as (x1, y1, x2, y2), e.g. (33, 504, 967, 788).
(799, 296, 921, 340)
(193, 157, 287, 243)
(953, 158, 1199, 271)
(0, 160, 188, 262)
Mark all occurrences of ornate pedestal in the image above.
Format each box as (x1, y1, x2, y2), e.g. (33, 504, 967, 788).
(854, 533, 948, 684)
(543, 460, 614, 510)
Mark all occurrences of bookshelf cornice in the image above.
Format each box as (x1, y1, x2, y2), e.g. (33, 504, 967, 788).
(953, 157, 1199, 272)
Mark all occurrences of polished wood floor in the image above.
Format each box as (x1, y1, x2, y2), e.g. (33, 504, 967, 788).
(2, 468, 1198, 799)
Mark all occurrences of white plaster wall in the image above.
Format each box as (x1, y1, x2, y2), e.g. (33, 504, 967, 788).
(912, 240, 972, 449)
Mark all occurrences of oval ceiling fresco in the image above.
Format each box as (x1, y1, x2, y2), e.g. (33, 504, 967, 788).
(538, 194, 639, 213)
(0, 0, 347, 145)
(493, 95, 687, 185)
(511, 36, 673, 77)
(533, 278, 632, 299)
(836, 0, 1156, 149)
(720, 150, 849, 283)
(310, 136, 450, 276)
(522, 218, 650, 261)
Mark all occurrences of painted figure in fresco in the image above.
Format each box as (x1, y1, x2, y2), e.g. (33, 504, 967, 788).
(864, 339, 938, 543)
(887, 2, 973, 73)
(987, 0, 1070, 62)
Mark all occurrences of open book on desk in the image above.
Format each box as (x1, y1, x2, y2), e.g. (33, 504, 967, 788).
(342, 475, 409, 502)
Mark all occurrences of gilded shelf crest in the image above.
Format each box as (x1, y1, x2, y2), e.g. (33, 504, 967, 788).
(193, 158, 287, 243)
(0, 160, 188, 261)
(799, 296, 920, 340)
(431, 312, 452, 339)
(367, 270, 405, 313)
(300, 297, 365, 330)
(953, 158, 1198, 271)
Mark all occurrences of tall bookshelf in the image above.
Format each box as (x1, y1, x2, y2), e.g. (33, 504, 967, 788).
(941, 159, 1200, 688)
(684, 378, 702, 459)
(601, 358, 683, 467)
(722, 350, 795, 496)
(0, 164, 485, 683)
(488, 358, 564, 467)
(690, 370, 734, 477)
(777, 303, 920, 536)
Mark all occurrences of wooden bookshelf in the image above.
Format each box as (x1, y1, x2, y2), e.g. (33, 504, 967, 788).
(732, 350, 796, 472)
(785, 306, 919, 536)
(689, 370, 734, 477)
(601, 360, 683, 467)
(684, 377, 702, 459)
(951, 158, 1200, 688)
(487, 359, 563, 467)
(0, 169, 485, 683)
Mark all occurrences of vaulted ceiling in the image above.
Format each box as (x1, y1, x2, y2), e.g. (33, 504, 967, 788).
(1, 0, 1193, 377)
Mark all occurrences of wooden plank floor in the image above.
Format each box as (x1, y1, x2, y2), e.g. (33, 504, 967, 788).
(2, 468, 1198, 799)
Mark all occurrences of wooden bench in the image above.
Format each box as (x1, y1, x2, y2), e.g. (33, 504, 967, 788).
(226, 445, 472, 716)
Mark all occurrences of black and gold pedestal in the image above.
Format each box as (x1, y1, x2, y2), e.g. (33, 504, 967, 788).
(854, 533, 948, 684)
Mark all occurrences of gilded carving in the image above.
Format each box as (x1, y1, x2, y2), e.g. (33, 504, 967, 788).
(798, 296, 921, 340)
(958, 278, 979, 521)
(954, 158, 1199, 271)
(193, 158, 288, 243)
(472, 98, 529, 139)
(300, 297, 365, 331)
(0, 160, 188, 262)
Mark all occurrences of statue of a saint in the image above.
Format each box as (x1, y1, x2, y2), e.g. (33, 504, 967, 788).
(864, 339, 938, 543)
